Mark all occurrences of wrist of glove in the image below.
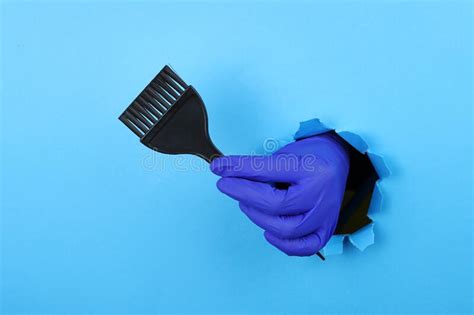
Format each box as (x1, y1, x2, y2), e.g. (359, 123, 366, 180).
(210, 132, 350, 256)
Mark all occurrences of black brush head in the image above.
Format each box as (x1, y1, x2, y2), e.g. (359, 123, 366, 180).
(119, 66, 221, 162)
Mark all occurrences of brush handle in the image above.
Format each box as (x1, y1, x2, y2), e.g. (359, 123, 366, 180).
(200, 142, 223, 163)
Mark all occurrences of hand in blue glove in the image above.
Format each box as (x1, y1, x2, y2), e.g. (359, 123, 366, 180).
(210, 133, 350, 256)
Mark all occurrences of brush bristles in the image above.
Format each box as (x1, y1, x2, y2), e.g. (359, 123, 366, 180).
(119, 66, 189, 137)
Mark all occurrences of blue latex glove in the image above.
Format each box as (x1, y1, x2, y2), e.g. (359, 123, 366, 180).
(210, 133, 350, 256)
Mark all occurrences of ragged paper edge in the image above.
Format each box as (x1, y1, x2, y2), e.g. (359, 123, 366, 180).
(294, 118, 389, 256)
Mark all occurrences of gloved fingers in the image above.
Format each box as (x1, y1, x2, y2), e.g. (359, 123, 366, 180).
(291, 190, 341, 236)
(217, 177, 312, 214)
(239, 203, 307, 238)
(263, 231, 323, 256)
(210, 155, 305, 183)
(240, 199, 341, 240)
(217, 177, 285, 209)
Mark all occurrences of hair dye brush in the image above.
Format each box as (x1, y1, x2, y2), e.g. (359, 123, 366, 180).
(118, 65, 325, 261)
(119, 65, 222, 162)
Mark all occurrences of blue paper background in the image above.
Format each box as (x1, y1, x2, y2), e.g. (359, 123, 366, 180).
(1, 1, 472, 314)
